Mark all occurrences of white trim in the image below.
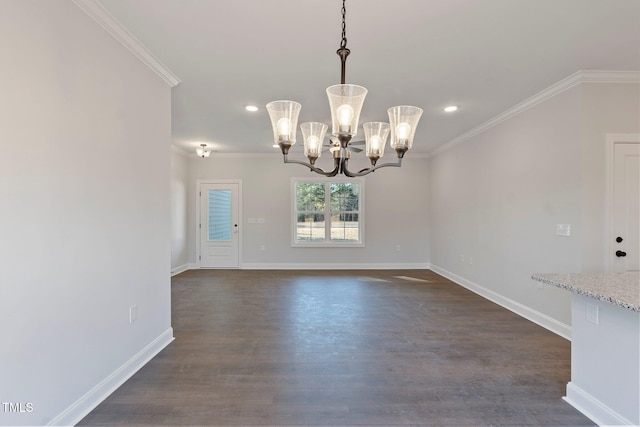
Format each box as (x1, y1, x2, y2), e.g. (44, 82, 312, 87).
(170, 264, 190, 276)
(429, 70, 640, 158)
(579, 70, 640, 83)
(48, 328, 174, 426)
(604, 134, 640, 273)
(197, 152, 279, 159)
(171, 144, 190, 157)
(196, 179, 243, 268)
(171, 150, 431, 159)
(564, 382, 634, 427)
(429, 264, 571, 340)
(241, 263, 430, 270)
(71, 0, 180, 87)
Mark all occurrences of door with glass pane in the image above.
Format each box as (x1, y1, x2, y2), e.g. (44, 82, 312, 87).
(199, 183, 239, 268)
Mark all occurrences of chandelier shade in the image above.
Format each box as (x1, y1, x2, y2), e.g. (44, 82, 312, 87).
(266, 100, 302, 153)
(363, 122, 390, 165)
(388, 105, 423, 153)
(326, 84, 367, 136)
(301, 122, 328, 164)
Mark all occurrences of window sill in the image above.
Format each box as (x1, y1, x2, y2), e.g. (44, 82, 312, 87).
(292, 242, 365, 248)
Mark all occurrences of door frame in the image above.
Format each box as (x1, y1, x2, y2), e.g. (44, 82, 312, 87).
(196, 179, 243, 268)
(605, 134, 639, 272)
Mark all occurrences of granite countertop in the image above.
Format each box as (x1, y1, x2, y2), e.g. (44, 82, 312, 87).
(531, 272, 640, 312)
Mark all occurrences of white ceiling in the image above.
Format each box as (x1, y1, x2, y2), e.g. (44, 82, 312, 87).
(97, 0, 640, 155)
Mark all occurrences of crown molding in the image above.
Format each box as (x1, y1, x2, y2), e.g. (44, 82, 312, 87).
(172, 145, 282, 159)
(579, 70, 640, 83)
(214, 152, 277, 159)
(429, 70, 640, 158)
(170, 144, 191, 157)
(72, 0, 181, 87)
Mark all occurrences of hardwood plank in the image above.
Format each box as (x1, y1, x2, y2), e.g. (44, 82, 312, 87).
(79, 269, 593, 426)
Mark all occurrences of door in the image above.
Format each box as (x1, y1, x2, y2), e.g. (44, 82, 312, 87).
(199, 182, 240, 268)
(611, 142, 640, 272)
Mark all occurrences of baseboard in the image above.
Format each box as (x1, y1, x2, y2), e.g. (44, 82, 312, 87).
(170, 263, 190, 276)
(428, 264, 571, 340)
(241, 262, 430, 270)
(48, 328, 174, 426)
(564, 382, 634, 426)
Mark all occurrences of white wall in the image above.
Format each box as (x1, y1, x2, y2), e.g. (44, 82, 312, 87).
(0, 2, 173, 425)
(580, 83, 640, 272)
(171, 147, 189, 273)
(428, 81, 639, 335)
(186, 154, 430, 268)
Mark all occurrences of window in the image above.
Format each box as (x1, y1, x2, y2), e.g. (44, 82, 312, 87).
(208, 189, 231, 241)
(293, 179, 364, 246)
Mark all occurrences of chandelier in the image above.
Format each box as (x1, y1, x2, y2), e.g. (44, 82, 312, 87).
(266, 0, 423, 177)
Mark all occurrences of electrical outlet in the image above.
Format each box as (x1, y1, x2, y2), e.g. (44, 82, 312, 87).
(129, 305, 137, 324)
(395, 245, 401, 252)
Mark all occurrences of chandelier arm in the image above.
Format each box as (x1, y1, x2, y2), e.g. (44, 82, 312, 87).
(342, 158, 404, 177)
(283, 154, 340, 177)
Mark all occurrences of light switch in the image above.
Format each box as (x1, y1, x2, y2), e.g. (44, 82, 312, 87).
(556, 224, 571, 237)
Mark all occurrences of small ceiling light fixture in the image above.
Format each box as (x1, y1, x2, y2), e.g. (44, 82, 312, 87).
(196, 143, 211, 158)
(444, 105, 459, 112)
(266, 0, 423, 177)
(245, 105, 259, 112)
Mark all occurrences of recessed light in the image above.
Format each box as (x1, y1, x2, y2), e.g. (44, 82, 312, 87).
(245, 105, 259, 112)
(444, 105, 458, 112)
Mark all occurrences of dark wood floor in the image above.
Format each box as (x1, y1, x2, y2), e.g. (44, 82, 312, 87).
(79, 269, 593, 426)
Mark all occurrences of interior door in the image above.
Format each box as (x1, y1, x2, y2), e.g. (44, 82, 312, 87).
(199, 183, 240, 268)
(612, 142, 640, 272)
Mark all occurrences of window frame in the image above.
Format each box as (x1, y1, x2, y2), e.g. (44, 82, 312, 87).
(291, 177, 365, 247)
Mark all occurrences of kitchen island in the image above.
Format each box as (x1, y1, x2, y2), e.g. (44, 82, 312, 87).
(532, 272, 639, 426)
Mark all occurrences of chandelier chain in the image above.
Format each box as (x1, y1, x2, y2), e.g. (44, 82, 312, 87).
(337, 0, 350, 84)
(340, 0, 347, 49)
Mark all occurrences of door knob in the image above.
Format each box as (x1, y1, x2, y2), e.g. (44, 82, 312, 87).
(616, 236, 623, 243)
(616, 250, 627, 257)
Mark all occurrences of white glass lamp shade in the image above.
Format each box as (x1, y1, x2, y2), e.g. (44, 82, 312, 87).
(326, 84, 367, 136)
(301, 122, 328, 160)
(363, 122, 390, 161)
(388, 105, 423, 152)
(196, 145, 211, 158)
(266, 100, 301, 148)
